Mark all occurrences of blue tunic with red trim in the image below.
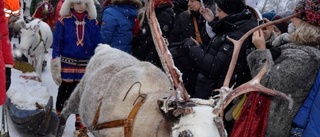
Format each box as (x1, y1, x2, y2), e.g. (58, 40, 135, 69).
(52, 9, 101, 82)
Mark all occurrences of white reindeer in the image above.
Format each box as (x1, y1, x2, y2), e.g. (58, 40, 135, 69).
(55, 0, 298, 136)
(18, 18, 53, 78)
(56, 44, 176, 137)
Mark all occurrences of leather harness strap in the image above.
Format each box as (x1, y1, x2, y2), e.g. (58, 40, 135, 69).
(27, 25, 48, 56)
(192, 16, 203, 44)
(81, 96, 146, 137)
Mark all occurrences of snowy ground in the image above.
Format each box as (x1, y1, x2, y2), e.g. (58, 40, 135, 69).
(7, 38, 79, 137)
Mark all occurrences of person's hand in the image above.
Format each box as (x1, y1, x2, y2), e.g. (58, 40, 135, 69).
(50, 57, 62, 86)
(200, 7, 214, 22)
(261, 19, 275, 40)
(252, 29, 266, 49)
(182, 37, 198, 49)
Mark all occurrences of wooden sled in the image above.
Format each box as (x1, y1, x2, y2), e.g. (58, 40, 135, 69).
(6, 96, 59, 136)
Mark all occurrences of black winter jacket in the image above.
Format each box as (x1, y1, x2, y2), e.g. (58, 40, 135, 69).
(190, 9, 258, 99)
(132, 3, 175, 68)
(169, 10, 210, 45)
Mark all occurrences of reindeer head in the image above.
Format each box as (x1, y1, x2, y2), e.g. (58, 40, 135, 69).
(19, 19, 41, 53)
(158, 97, 220, 137)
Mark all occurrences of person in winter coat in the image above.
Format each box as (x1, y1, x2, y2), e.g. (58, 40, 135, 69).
(169, 0, 211, 45)
(177, 0, 257, 99)
(171, 0, 188, 16)
(0, 0, 14, 105)
(32, 0, 56, 29)
(54, 0, 65, 25)
(50, 0, 101, 131)
(239, 0, 320, 136)
(3, 0, 20, 24)
(132, 0, 175, 69)
(168, 0, 212, 96)
(291, 68, 320, 137)
(100, 0, 142, 53)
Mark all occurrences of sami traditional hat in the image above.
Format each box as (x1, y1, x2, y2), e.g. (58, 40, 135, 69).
(60, 0, 97, 19)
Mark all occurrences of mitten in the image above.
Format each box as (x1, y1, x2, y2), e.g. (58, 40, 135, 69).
(5, 67, 11, 91)
(50, 57, 62, 86)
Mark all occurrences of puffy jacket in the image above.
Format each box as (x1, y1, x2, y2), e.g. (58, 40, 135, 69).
(190, 9, 257, 99)
(100, 4, 139, 53)
(293, 68, 320, 137)
(0, 0, 14, 105)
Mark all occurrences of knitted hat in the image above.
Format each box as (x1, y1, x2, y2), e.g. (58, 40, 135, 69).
(262, 10, 277, 21)
(294, 0, 320, 26)
(215, 0, 246, 14)
(271, 10, 292, 33)
(60, 0, 97, 19)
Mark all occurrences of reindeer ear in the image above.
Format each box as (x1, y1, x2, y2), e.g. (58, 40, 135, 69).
(157, 97, 179, 122)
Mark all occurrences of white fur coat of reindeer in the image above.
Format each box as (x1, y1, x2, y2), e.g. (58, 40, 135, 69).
(18, 18, 53, 78)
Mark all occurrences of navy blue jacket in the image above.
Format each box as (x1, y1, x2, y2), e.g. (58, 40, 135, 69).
(293, 68, 320, 137)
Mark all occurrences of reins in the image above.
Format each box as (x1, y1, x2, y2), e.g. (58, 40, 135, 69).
(78, 82, 146, 137)
(27, 21, 48, 56)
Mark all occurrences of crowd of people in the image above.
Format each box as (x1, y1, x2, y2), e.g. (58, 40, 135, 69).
(1, 0, 320, 136)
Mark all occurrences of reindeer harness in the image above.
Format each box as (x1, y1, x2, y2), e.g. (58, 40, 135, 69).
(78, 96, 146, 137)
(27, 21, 48, 56)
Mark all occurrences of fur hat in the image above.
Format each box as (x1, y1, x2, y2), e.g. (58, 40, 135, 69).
(215, 0, 246, 14)
(60, 0, 97, 19)
(294, 0, 320, 26)
(271, 10, 293, 33)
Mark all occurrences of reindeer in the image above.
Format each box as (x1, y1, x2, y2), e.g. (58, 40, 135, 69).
(55, 0, 298, 136)
(18, 18, 53, 78)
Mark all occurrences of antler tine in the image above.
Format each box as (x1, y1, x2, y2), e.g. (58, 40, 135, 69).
(146, 0, 189, 101)
(222, 61, 294, 111)
(223, 12, 300, 88)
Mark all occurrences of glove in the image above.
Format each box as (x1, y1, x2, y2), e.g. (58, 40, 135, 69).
(5, 67, 11, 91)
(181, 38, 198, 50)
(50, 57, 62, 86)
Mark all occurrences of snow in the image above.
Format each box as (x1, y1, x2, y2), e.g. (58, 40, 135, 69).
(7, 70, 50, 110)
(6, 44, 77, 137)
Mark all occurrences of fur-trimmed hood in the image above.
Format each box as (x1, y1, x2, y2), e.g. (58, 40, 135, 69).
(60, 0, 97, 19)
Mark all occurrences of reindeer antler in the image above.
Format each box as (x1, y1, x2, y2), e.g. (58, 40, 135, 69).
(213, 12, 300, 117)
(145, 0, 189, 101)
(223, 13, 300, 87)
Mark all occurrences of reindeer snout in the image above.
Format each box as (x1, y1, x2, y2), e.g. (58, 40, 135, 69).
(178, 130, 193, 137)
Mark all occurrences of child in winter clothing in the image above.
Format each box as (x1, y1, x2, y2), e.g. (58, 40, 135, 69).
(50, 0, 101, 131)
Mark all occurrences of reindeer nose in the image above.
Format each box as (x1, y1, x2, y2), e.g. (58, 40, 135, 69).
(178, 130, 193, 137)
